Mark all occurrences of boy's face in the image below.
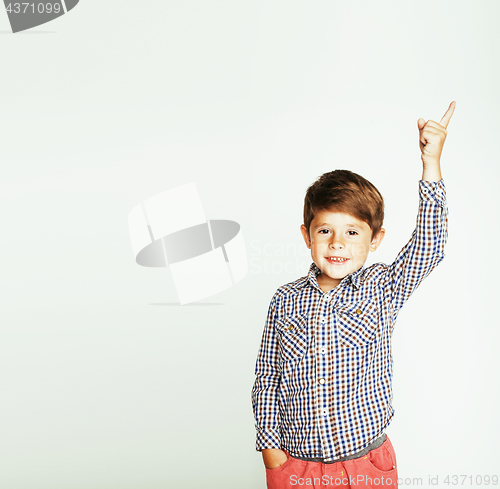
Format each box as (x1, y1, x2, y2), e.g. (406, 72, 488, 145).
(300, 210, 385, 291)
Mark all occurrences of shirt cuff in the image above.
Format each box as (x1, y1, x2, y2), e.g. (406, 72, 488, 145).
(256, 429, 281, 451)
(418, 179, 446, 207)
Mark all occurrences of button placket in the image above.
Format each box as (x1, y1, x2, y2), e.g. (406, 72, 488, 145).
(319, 316, 326, 355)
(318, 302, 329, 425)
(316, 288, 343, 461)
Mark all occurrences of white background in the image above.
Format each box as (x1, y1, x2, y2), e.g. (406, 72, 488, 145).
(0, 1, 499, 488)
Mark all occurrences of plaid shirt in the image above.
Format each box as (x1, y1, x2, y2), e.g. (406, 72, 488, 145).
(251, 180, 448, 461)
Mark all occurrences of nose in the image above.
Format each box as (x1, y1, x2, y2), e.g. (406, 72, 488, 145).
(329, 233, 344, 249)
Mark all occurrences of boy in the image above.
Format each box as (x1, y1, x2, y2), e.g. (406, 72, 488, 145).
(251, 102, 456, 488)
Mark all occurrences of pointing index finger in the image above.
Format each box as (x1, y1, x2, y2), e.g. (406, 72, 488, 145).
(439, 101, 456, 129)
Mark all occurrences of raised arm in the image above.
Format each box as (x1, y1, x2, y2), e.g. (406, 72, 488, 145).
(386, 102, 455, 319)
(386, 181, 448, 319)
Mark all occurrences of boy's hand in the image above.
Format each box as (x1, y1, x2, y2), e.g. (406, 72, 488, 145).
(417, 101, 456, 180)
(262, 448, 289, 469)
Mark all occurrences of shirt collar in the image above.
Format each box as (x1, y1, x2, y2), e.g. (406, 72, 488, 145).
(297, 261, 364, 291)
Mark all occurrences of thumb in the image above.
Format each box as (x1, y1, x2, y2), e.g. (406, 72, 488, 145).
(417, 118, 426, 131)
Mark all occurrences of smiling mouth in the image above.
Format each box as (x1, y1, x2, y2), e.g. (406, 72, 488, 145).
(325, 256, 349, 264)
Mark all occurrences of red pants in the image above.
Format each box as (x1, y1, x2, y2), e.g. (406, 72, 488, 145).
(265, 435, 398, 488)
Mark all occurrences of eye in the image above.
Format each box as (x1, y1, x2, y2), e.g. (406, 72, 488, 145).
(347, 230, 358, 236)
(318, 229, 329, 234)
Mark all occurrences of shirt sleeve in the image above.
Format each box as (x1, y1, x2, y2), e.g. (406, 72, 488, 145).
(385, 179, 449, 321)
(251, 293, 282, 451)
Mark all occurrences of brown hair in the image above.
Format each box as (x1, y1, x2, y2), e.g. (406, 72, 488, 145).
(303, 170, 384, 238)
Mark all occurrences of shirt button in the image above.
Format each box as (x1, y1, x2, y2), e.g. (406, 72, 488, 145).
(318, 378, 325, 385)
(321, 318, 326, 324)
(322, 409, 327, 416)
(320, 347, 326, 355)
(287, 324, 294, 330)
(356, 309, 362, 315)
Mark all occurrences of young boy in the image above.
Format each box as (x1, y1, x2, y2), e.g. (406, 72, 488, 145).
(251, 102, 456, 489)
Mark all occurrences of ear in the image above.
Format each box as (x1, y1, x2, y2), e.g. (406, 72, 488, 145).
(369, 228, 385, 252)
(300, 224, 312, 249)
